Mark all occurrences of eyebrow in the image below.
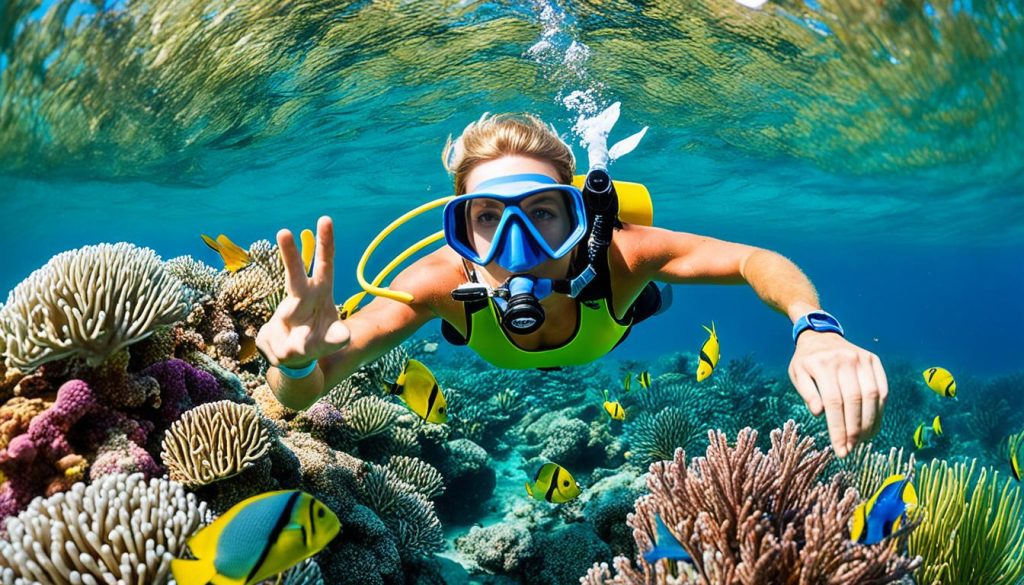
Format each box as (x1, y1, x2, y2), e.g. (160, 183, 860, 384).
(526, 193, 559, 205)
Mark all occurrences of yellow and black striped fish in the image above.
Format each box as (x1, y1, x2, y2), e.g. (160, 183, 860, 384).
(525, 462, 581, 504)
(623, 372, 632, 393)
(923, 367, 957, 398)
(637, 370, 651, 390)
(603, 400, 626, 420)
(913, 423, 930, 450)
(931, 415, 943, 436)
(696, 322, 720, 382)
(385, 359, 447, 424)
(1010, 433, 1023, 482)
(171, 490, 340, 585)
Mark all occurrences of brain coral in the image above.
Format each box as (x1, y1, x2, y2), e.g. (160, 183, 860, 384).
(0, 473, 208, 585)
(0, 243, 190, 370)
(161, 400, 270, 488)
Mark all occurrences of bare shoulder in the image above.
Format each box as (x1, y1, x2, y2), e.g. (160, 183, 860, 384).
(387, 246, 468, 310)
(611, 223, 704, 271)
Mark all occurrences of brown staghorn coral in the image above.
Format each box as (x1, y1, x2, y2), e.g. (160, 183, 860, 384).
(584, 420, 921, 584)
(0, 473, 209, 585)
(165, 255, 222, 298)
(0, 243, 191, 370)
(161, 400, 270, 488)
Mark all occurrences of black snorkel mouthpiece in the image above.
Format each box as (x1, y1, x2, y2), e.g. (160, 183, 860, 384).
(501, 275, 545, 335)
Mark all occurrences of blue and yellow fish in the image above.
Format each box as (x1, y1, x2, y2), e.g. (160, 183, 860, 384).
(923, 367, 957, 398)
(202, 233, 252, 273)
(525, 462, 581, 504)
(850, 474, 917, 545)
(171, 490, 340, 585)
(637, 370, 652, 390)
(643, 514, 692, 564)
(384, 358, 447, 424)
(696, 321, 720, 382)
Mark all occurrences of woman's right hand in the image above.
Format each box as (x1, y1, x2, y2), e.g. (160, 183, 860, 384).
(256, 216, 351, 369)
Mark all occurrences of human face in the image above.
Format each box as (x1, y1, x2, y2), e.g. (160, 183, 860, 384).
(462, 156, 578, 278)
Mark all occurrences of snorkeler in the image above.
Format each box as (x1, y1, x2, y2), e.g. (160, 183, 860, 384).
(255, 109, 888, 458)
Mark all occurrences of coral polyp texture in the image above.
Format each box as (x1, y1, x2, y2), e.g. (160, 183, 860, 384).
(161, 400, 270, 488)
(0, 243, 190, 370)
(583, 421, 922, 584)
(0, 473, 209, 585)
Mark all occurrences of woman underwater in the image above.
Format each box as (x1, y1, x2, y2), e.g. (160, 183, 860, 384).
(256, 112, 887, 458)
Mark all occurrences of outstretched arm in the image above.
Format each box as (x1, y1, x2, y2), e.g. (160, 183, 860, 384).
(628, 225, 888, 458)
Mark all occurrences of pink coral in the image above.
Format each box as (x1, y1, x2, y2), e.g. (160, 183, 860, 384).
(3, 379, 96, 465)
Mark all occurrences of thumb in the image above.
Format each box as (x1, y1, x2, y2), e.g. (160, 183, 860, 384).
(323, 319, 351, 348)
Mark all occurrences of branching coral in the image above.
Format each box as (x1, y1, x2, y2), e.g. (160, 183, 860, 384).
(909, 458, 1024, 585)
(0, 243, 190, 370)
(386, 455, 445, 499)
(585, 421, 921, 584)
(165, 255, 221, 298)
(0, 473, 209, 585)
(358, 462, 444, 559)
(161, 400, 270, 488)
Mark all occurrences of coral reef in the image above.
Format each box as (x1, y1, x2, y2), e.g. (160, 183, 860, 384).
(583, 421, 921, 584)
(161, 400, 270, 488)
(0, 473, 209, 585)
(457, 523, 536, 574)
(0, 243, 190, 370)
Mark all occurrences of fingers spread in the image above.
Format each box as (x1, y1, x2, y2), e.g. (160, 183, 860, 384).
(312, 215, 335, 291)
(277, 228, 310, 297)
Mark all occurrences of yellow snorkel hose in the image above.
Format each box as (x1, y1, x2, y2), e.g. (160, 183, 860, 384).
(340, 195, 455, 317)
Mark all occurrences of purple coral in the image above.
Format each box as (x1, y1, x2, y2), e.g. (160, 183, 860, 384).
(2, 379, 96, 465)
(142, 358, 224, 425)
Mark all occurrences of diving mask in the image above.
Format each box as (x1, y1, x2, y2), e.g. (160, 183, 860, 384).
(443, 173, 588, 272)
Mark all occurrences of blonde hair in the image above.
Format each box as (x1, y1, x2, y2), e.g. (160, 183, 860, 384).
(442, 113, 576, 195)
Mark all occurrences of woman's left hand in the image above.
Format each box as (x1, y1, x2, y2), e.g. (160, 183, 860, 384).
(788, 331, 888, 458)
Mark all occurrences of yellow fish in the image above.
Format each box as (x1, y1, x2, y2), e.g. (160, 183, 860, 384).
(299, 228, 316, 276)
(385, 359, 447, 424)
(637, 370, 651, 390)
(525, 462, 581, 504)
(201, 233, 252, 273)
(850, 474, 917, 545)
(623, 372, 632, 393)
(171, 490, 340, 585)
(932, 415, 943, 436)
(913, 423, 931, 450)
(603, 400, 626, 420)
(696, 321, 720, 382)
(923, 367, 957, 398)
(1010, 433, 1023, 482)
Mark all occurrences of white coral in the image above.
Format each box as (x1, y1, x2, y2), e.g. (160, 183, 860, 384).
(0, 473, 209, 585)
(0, 243, 190, 370)
(161, 400, 270, 488)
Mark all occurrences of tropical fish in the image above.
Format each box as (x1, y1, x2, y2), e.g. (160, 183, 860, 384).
(623, 372, 632, 394)
(637, 370, 651, 390)
(850, 474, 917, 545)
(299, 228, 316, 276)
(384, 359, 447, 424)
(643, 514, 693, 564)
(238, 334, 259, 364)
(171, 490, 340, 585)
(603, 400, 626, 421)
(696, 321, 720, 382)
(201, 233, 252, 273)
(931, 415, 943, 437)
(923, 367, 957, 398)
(525, 462, 581, 504)
(913, 423, 931, 450)
(1009, 432, 1023, 482)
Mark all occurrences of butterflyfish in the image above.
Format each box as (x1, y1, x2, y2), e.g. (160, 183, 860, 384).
(923, 367, 957, 398)
(623, 372, 632, 393)
(849, 474, 917, 545)
(299, 228, 316, 276)
(637, 370, 651, 390)
(171, 490, 340, 585)
(913, 423, 934, 450)
(643, 514, 693, 564)
(1010, 433, 1023, 482)
(384, 359, 447, 424)
(201, 233, 252, 273)
(525, 462, 581, 504)
(603, 400, 626, 421)
(696, 321, 720, 382)
(932, 415, 943, 436)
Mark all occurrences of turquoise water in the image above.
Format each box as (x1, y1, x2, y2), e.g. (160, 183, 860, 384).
(1, 0, 1023, 582)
